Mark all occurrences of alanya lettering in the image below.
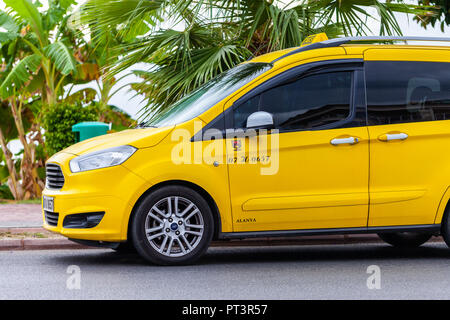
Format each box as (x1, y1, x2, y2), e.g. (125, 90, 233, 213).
(236, 218, 256, 223)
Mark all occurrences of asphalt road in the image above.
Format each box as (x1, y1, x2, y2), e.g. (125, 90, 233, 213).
(1, 242, 450, 299)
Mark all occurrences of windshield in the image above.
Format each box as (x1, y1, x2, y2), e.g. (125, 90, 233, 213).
(143, 62, 272, 127)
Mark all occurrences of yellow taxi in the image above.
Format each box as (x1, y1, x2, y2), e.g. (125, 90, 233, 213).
(43, 34, 450, 265)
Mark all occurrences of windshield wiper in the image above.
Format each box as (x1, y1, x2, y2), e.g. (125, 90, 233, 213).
(136, 122, 158, 128)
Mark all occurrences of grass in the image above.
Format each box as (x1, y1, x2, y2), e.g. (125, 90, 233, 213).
(0, 199, 41, 205)
(0, 232, 48, 239)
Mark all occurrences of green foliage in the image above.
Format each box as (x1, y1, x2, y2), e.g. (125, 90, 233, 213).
(0, 151, 13, 200)
(81, 0, 427, 120)
(0, 101, 33, 141)
(0, 152, 9, 182)
(63, 87, 97, 104)
(415, 0, 450, 30)
(0, 11, 19, 42)
(43, 103, 99, 155)
(0, 166, 9, 183)
(1, 0, 81, 107)
(102, 104, 134, 131)
(44, 40, 77, 75)
(0, 54, 41, 98)
(0, 184, 14, 200)
(4, 0, 45, 44)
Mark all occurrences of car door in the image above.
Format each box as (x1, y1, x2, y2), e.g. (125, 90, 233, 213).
(225, 61, 370, 232)
(364, 49, 450, 227)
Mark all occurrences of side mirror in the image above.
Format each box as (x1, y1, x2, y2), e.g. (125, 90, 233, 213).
(246, 111, 274, 129)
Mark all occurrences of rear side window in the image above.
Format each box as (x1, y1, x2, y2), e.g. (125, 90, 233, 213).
(233, 71, 353, 131)
(365, 61, 450, 125)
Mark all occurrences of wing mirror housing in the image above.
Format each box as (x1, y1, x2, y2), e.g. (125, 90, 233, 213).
(246, 111, 274, 129)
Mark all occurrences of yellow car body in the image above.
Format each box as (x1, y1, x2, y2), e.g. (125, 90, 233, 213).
(42, 36, 450, 257)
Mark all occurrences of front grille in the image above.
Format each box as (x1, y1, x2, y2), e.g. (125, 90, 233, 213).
(46, 163, 64, 189)
(44, 211, 59, 226)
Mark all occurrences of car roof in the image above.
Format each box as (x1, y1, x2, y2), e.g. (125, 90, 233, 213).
(247, 48, 298, 63)
(247, 36, 450, 65)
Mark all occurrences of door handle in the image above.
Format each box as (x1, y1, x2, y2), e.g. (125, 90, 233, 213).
(378, 133, 408, 142)
(330, 136, 360, 146)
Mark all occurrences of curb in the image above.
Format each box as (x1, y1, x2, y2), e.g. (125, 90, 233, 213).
(0, 236, 382, 251)
(0, 238, 93, 251)
(0, 228, 444, 251)
(0, 227, 92, 251)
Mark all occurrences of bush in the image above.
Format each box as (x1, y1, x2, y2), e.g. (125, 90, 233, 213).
(44, 103, 99, 155)
(0, 183, 14, 200)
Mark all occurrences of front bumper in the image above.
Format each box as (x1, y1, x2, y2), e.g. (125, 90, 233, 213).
(42, 194, 129, 241)
(42, 152, 147, 242)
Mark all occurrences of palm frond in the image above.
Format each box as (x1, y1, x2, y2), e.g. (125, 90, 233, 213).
(0, 54, 41, 98)
(4, 0, 46, 45)
(0, 11, 20, 42)
(59, 0, 78, 11)
(44, 41, 77, 75)
(80, 0, 165, 41)
(132, 43, 251, 119)
(79, 0, 427, 116)
(108, 24, 219, 76)
(63, 87, 98, 104)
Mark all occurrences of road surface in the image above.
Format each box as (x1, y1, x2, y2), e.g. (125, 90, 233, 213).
(1, 242, 450, 299)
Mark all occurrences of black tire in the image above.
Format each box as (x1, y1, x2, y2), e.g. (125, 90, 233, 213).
(441, 207, 450, 248)
(377, 232, 431, 248)
(112, 241, 136, 253)
(131, 185, 214, 266)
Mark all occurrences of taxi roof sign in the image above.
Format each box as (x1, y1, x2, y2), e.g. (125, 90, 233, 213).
(300, 33, 329, 47)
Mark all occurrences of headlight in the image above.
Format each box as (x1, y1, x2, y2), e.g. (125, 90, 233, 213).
(69, 145, 137, 173)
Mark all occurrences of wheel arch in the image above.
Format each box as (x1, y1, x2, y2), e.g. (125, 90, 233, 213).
(126, 180, 222, 241)
(434, 185, 450, 228)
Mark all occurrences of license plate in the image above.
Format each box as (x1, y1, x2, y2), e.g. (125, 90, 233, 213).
(43, 196, 54, 212)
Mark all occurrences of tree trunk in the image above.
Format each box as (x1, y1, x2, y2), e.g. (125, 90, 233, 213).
(9, 98, 43, 199)
(98, 76, 115, 122)
(0, 127, 23, 200)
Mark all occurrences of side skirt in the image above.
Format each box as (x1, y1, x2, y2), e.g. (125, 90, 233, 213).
(218, 224, 441, 240)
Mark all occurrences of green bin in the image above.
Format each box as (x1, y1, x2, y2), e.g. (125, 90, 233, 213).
(72, 122, 110, 142)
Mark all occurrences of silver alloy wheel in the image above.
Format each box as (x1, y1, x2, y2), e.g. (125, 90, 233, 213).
(144, 196, 204, 257)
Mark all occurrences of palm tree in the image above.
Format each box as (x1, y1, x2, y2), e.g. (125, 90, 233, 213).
(0, 0, 79, 107)
(0, 0, 82, 199)
(414, 0, 450, 31)
(71, 26, 127, 121)
(79, 0, 425, 119)
(0, 98, 40, 200)
(0, 0, 135, 199)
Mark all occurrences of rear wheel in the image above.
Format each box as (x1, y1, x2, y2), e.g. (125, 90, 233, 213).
(377, 232, 431, 248)
(131, 185, 213, 265)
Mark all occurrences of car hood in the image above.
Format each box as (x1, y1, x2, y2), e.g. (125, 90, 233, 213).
(58, 126, 175, 156)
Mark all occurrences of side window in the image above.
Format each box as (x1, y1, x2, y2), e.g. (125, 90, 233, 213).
(234, 95, 259, 129)
(233, 71, 353, 131)
(365, 61, 450, 125)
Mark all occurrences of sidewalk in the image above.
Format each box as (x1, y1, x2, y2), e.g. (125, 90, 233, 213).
(0, 204, 43, 228)
(0, 203, 89, 250)
(0, 204, 444, 251)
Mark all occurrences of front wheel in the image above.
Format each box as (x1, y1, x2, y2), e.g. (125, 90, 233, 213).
(131, 186, 214, 265)
(377, 232, 431, 248)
